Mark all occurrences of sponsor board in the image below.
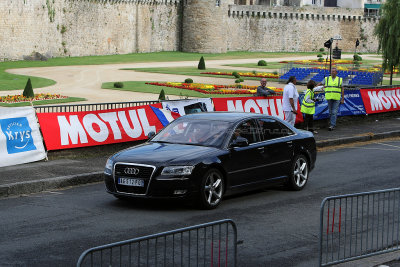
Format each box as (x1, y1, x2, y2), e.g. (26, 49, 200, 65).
(360, 87, 400, 114)
(0, 107, 46, 167)
(212, 96, 303, 123)
(37, 104, 165, 150)
(299, 90, 366, 120)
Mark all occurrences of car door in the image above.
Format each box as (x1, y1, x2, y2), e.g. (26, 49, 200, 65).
(255, 118, 295, 181)
(225, 119, 265, 188)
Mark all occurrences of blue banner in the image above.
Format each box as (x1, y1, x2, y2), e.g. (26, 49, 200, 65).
(299, 90, 366, 120)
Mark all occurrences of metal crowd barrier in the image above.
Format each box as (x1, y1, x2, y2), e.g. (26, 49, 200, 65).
(34, 100, 159, 113)
(319, 188, 400, 266)
(77, 219, 238, 267)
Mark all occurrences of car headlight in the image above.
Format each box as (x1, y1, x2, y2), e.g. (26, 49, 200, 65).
(161, 166, 194, 176)
(104, 158, 114, 174)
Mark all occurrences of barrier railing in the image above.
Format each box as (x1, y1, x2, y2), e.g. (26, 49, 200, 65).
(77, 219, 238, 267)
(34, 100, 159, 113)
(319, 188, 400, 266)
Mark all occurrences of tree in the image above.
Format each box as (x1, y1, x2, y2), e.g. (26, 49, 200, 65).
(198, 56, 206, 70)
(374, 0, 400, 85)
(158, 89, 166, 100)
(22, 78, 34, 98)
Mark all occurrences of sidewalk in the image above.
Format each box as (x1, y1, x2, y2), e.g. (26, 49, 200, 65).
(1, 114, 400, 198)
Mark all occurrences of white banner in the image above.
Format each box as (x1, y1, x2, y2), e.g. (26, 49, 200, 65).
(161, 98, 214, 115)
(0, 107, 46, 167)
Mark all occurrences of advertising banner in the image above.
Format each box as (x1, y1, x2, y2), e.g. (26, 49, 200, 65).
(161, 98, 213, 115)
(37, 104, 174, 151)
(360, 87, 400, 114)
(0, 107, 46, 167)
(299, 90, 367, 120)
(212, 96, 304, 123)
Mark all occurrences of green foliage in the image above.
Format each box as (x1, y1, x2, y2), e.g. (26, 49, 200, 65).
(184, 78, 193, 83)
(239, 78, 244, 82)
(198, 56, 206, 70)
(235, 79, 241, 83)
(353, 54, 363, 61)
(22, 78, 34, 98)
(158, 89, 166, 100)
(318, 57, 324, 62)
(60, 25, 67, 34)
(319, 48, 325, 52)
(232, 71, 240, 78)
(252, 70, 257, 74)
(257, 60, 267, 66)
(273, 71, 278, 75)
(317, 54, 323, 58)
(374, 0, 400, 84)
(113, 82, 124, 88)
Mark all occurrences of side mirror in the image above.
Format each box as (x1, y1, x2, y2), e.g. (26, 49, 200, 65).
(230, 136, 249, 148)
(147, 131, 156, 139)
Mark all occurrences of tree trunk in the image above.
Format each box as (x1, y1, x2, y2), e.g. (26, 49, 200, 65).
(390, 65, 393, 85)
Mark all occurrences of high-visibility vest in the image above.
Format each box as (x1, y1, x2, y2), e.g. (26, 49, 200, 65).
(301, 89, 315, 115)
(324, 76, 342, 100)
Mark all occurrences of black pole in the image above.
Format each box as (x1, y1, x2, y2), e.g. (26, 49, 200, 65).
(329, 45, 332, 73)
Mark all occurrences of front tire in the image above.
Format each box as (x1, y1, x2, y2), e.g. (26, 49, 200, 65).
(198, 169, 224, 209)
(287, 155, 309, 191)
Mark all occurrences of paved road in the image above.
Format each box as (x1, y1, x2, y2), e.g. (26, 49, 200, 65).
(1, 140, 400, 266)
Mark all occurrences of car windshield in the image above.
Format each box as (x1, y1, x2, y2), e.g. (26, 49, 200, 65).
(151, 119, 232, 147)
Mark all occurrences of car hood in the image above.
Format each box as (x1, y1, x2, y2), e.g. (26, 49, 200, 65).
(113, 142, 221, 165)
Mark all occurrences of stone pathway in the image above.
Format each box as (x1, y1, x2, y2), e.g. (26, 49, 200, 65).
(1, 53, 385, 104)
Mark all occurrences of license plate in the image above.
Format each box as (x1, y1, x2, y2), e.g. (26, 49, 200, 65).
(118, 178, 144, 187)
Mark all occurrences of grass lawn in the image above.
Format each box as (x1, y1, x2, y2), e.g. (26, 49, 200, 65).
(102, 81, 253, 98)
(382, 80, 400, 86)
(0, 97, 86, 107)
(122, 67, 279, 81)
(0, 51, 316, 91)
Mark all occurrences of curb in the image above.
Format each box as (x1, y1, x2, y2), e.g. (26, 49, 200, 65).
(2, 131, 400, 198)
(0, 171, 103, 198)
(316, 130, 400, 148)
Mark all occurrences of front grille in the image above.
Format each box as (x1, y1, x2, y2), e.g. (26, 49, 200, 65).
(114, 163, 156, 195)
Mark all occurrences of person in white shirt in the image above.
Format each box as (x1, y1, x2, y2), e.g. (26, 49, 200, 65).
(282, 76, 299, 126)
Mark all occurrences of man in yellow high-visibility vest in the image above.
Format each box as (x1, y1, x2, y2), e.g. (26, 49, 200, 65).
(318, 68, 344, 131)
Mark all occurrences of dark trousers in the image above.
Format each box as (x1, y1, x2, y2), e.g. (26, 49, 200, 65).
(303, 114, 314, 131)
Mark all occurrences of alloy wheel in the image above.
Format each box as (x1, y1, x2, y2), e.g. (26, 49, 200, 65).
(293, 157, 308, 188)
(204, 171, 223, 206)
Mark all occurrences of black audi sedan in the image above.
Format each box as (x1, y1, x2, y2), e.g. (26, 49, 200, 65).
(104, 112, 316, 209)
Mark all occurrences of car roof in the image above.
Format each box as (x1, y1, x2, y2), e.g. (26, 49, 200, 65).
(180, 112, 274, 122)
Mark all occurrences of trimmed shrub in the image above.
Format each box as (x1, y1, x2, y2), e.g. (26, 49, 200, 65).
(257, 60, 267, 66)
(232, 71, 240, 78)
(353, 54, 362, 61)
(198, 56, 206, 70)
(158, 89, 166, 100)
(235, 79, 241, 83)
(113, 82, 124, 88)
(252, 70, 257, 74)
(239, 78, 244, 82)
(319, 48, 325, 52)
(318, 57, 324, 62)
(23, 78, 34, 98)
(273, 71, 278, 75)
(317, 54, 323, 58)
(184, 78, 193, 83)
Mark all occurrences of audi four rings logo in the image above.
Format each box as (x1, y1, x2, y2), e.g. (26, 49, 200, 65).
(124, 167, 140, 175)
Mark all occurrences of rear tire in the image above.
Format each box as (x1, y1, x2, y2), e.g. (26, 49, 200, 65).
(287, 155, 309, 191)
(197, 169, 224, 209)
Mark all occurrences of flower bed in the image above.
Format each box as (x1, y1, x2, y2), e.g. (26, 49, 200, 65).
(146, 82, 283, 95)
(0, 93, 67, 103)
(201, 71, 279, 79)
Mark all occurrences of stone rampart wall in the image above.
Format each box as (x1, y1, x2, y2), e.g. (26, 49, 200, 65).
(0, 0, 181, 61)
(227, 6, 378, 52)
(0, 1, 379, 61)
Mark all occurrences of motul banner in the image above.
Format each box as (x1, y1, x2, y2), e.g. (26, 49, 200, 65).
(0, 107, 46, 167)
(37, 104, 166, 151)
(360, 87, 400, 114)
(212, 96, 303, 123)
